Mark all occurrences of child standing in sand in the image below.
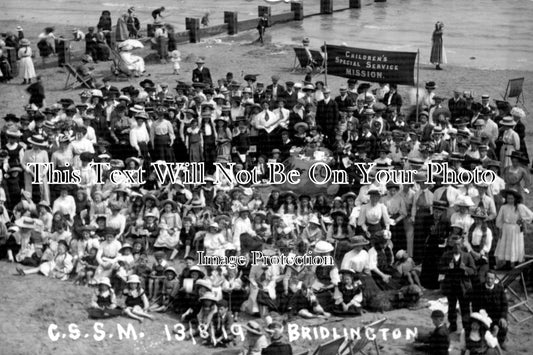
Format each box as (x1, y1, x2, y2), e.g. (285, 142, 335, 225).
(170, 50, 181, 75)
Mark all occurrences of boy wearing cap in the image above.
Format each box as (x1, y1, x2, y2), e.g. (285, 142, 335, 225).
(212, 299, 235, 346)
(414, 310, 450, 355)
(192, 58, 213, 86)
(262, 321, 292, 355)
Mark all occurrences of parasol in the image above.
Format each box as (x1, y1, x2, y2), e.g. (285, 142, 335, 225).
(118, 39, 144, 50)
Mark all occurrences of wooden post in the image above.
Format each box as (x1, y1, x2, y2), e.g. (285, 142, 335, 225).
(186, 17, 200, 43)
(56, 39, 71, 67)
(4, 47, 18, 77)
(320, 0, 333, 14)
(349, 0, 361, 8)
(224, 11, 239, 35)
(258, 6, 272, 26)
(147, 24, 155, 38)
(291, 2, 304, 20)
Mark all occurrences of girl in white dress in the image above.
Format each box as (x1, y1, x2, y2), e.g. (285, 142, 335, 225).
(18, 39, 36, 84)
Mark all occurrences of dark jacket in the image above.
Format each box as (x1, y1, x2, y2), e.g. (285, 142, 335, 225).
(448, 97, 467, 120)
(316, 98, 339, 140)
(192, 67, 213, 86)
(261, 340, 293, 355)
(469, 283, 508, 323)
(383, 92, 403, 113)
(438, 250, 477, 296)
(428, 324, 450, 355)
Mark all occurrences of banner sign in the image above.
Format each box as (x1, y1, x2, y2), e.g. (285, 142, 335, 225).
(326, 44, 417, 86)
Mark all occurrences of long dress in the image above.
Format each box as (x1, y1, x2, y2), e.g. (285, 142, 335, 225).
(495, 203, 533, 263)
(430, 28, 446, 65)
(500, 129, 520, 168)
(119, 51, 145, 73)
(18, 47, 36, 80)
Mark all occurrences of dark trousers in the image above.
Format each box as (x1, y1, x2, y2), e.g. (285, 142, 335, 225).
(490, 321, 508, 345)
(447, 291, 470, 329)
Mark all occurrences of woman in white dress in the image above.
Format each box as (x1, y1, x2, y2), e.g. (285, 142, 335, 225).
(18, 39, 36, 84)
(119, 46, 145, 77)
(495, 189, 533, 268)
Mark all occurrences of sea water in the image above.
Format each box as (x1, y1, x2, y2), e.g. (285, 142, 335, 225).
(2, 0, 532, 70)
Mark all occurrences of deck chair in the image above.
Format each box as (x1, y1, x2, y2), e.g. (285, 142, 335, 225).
(310, 50, 325, 68)
(293, 47, 313, 72)
(312, 336, 347, 355)
(497, 259, 533, 324)
(109, 47, 133, 78)
(503, 77, 525, 107)
(295, 351, 310, 355)
(63, 63, 92, 90)
(339, 318, 387, 355)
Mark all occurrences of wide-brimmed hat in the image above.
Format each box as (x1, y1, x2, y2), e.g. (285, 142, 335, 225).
(28, 134, 48, 147)
(244, 321, 263, 335)
(214, 214, 231, 224)
(500, 188, 522, 202)
(308, 214, 321, 226)
(294, 122, 309, 131)
(349, 235, 370, 247)
(470, 309, 492, 328)
(125, 157, 141, 167)
(189, 265, 206, 278)
(142, 194, 159, 206)
(200, 291, 218, 303)
(455, 196, 474, 207)
(508, 150, 529, 164)
(97, 277, 112, 288)
(20, 38, 30, 46)
(15, 217, 36, 229)
(367, 186, 382, 195)
(433, 200, 448, 210)
(6, 129, 23, 138)
(37, 201, 52, 212)
(160, 199, 177, 210)
(127, 275, 141, 284)
(500, 116, 516, 126)
(119, 243, 133, 253)
(196, 58, 205, 64)
(195, 279, 212, 291)
(314, 241, 334, 253)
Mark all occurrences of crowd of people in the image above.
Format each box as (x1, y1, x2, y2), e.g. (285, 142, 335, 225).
(0, 13, 532, 355)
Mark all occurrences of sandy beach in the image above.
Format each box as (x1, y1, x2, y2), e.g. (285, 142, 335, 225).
(1, 12, 533, 355)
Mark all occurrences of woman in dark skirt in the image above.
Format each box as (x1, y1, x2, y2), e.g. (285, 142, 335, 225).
(420, 201, 450, 289)
(150, 109, 175, 162)
(412, 174, 434, 264)
(430, 21, 446, 70)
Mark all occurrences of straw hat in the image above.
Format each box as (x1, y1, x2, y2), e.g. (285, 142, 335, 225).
(20, 38, 30, 46)
(97, 277, 112, 288)
(349, 235, 370, 248)
(314, 241, 334, 253)
(500, 116, 516, 126)
(28, 134, 48, 148)
(500, 188, 522, 202)
(200, 291, 218, 303)
(6, 129, 23, 138)
(127, 275, 141, 284)
(15, 217, 36, 229)
(470, 309, 492, 328)
(455, 196, 474, 208)
(244, 321, 264, 335)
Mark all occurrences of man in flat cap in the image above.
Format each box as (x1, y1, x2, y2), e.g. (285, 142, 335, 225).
(266, 75, 285, 102)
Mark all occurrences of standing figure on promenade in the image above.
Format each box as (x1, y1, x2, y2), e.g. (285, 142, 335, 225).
(257, 14, 269, 45)
(430, 21, 446, 70)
